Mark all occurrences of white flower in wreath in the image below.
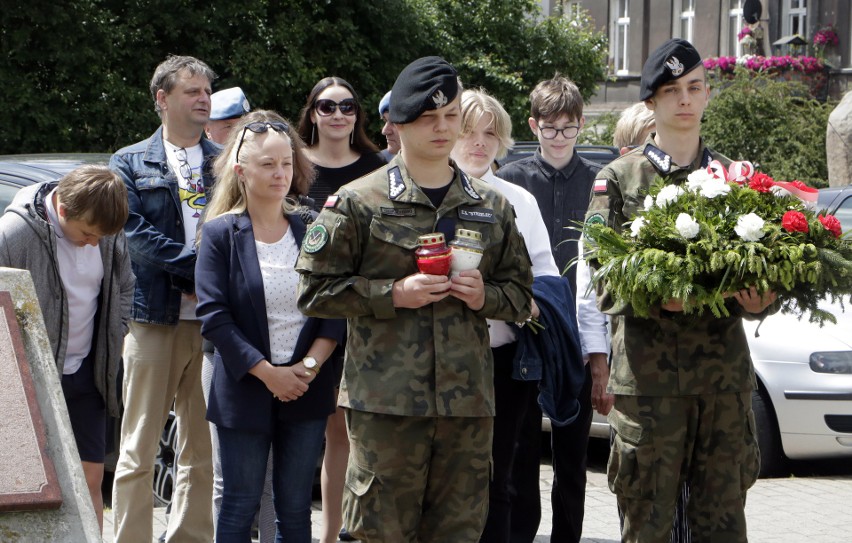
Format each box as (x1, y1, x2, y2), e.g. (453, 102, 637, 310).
(656, 185, 683, 208)
(687, 169, 713, 191)
(735, 213, 766, 242)
(675, 213, 700, 239)
(630, 217, 646, 237)
(643, 194, 655, 210)
(699, 178, 732, 199)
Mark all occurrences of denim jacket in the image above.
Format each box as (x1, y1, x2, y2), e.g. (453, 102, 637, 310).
(110, 126, 220, 324)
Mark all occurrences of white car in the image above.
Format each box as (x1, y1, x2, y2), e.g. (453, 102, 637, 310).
(584, 185, 852, 476)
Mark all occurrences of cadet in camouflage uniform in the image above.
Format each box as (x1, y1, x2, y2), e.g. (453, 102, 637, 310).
(585, 39, 778, 543)
(296, 57, 533, 543)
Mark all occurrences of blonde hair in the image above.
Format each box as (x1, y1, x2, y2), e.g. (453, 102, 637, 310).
(204, 110, 315, 225)
(612, 102, 656, 148)
(459, 88, 515, 160)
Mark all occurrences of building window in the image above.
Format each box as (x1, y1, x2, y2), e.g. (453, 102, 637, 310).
(613, 0, 630, 75)
(782, 0, 808, 37)
(728, 0, 744, 57)
(679, 0, 696, 43)
(559, 0, 582, 19)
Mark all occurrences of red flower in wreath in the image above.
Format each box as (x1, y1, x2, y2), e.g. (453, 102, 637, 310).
(782, 210, 809, 233)
(749, 172, 775, 193)
(818, 214, 842, 238)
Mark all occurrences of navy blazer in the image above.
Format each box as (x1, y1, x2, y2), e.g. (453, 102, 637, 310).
(196, 211, 345, 433)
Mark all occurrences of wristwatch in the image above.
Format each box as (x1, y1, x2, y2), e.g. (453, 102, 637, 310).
(303, 356, 319, 374)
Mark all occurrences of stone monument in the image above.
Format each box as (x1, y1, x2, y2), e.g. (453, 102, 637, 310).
(827, 90, 852, 187)
(0, 268, 101, 542)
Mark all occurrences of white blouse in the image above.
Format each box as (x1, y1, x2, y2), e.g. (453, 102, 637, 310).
(255, 227, 307, 365)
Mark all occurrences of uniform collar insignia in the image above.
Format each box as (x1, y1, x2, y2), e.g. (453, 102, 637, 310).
(700, 148, 713, 169)
(387, 166, 406, 200)
(665, 56, 685, 76)
(644, 144, 672, 174)
(460, 171, 482, 200)
(432, 89, 448, 108)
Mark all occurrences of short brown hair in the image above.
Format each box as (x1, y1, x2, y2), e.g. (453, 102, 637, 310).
(529, 75, 584, 123)
(56, 165, 129, 235)
(150, 55, 216, 117)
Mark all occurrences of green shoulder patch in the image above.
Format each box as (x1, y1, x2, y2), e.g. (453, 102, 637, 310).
(303, 224, 329, 253)
(585, 213, 605, 227)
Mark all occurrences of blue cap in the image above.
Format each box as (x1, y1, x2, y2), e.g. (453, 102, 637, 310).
(210, 87, 251, 120)
(378, 91, 392, 117)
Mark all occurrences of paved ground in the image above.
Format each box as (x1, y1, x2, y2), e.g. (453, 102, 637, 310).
(104, 442, 852, 542)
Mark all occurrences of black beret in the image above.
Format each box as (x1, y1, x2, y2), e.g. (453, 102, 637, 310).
(743, 0, 762, 24)
(640, 39, 703, 101)
(389, 56, 459, 124)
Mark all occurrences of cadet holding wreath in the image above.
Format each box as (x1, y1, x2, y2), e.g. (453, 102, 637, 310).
(296, 56, 533, 542)
(586, 39, 777, 543)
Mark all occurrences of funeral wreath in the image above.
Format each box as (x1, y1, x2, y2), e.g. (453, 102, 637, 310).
(582, 161, 852, 325)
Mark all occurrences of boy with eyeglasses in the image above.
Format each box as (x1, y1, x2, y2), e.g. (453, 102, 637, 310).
(496, 75, 605, 543)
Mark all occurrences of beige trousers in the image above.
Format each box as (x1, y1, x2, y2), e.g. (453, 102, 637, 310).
(112, 321, 213, 543)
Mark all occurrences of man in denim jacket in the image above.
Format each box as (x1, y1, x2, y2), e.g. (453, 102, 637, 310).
(109, 55, 219, 543)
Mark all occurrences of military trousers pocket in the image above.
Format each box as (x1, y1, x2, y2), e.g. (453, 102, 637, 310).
(607, 409, 657, 501)
(343, 462, 382, 541)
(740, 407, 760, 493)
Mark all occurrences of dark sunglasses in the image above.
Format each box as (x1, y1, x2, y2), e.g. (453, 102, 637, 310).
(314, 98, 358, 117)
(235, 121, 289, 163)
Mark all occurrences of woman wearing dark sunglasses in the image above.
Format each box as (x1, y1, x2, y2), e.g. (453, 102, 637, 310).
(296, 77, 385, 543)
(195, 110, 344, 542)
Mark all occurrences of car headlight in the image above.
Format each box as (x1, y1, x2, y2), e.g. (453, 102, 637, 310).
(809, 352, 852, 374)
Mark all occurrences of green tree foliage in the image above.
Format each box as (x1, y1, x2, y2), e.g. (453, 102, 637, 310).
(702, 68, 834, 187)
(0, 0, 607, 154)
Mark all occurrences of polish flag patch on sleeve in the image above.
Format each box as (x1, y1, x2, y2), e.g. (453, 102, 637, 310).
(593, 178, 608, 193)
(323, 195, 340, 208)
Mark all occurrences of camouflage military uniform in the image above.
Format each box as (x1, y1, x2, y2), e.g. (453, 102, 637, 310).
(296, 155, 533, 542)
(586, 137, 762, 543)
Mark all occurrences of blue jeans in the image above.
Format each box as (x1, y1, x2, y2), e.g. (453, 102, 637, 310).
(216, 418, 327, 543)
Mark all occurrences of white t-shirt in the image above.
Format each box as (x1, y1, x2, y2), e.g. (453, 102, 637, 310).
(164, 140, 205, 320)
(255, 227, 307, 365)
(481, 170, 559, 347)
(45, 190, 104, 375)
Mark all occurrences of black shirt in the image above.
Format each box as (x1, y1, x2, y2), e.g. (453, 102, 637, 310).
(308, 152, 387, 211)
(497, 149, 601, 292)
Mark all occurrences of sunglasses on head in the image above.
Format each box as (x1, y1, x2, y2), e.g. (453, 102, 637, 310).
(235, 121, 289, 163)
(314, 98, 358, 117)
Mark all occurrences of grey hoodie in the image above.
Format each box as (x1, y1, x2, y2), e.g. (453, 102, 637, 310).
(0, 181, 134, 416)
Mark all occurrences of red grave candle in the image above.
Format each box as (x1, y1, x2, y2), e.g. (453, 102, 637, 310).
(415, 233, 452, 275)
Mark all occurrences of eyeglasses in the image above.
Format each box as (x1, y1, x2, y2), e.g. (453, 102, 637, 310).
(175, 148, 192, 180)
(235, 121, 290, 163)
(314, 98, 358, 117)
(538, 124, 580, 140)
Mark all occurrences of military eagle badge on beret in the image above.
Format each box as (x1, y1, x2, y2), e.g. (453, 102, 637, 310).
(665, 56, 685, 76)
(432, 89, 448, 108)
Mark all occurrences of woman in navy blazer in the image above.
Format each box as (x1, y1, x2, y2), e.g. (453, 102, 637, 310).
(196, 110, 344, 543)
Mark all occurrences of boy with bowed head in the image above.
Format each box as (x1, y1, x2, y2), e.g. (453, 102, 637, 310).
(296, 56, 533, 542)
(586, 38, 777, 542)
